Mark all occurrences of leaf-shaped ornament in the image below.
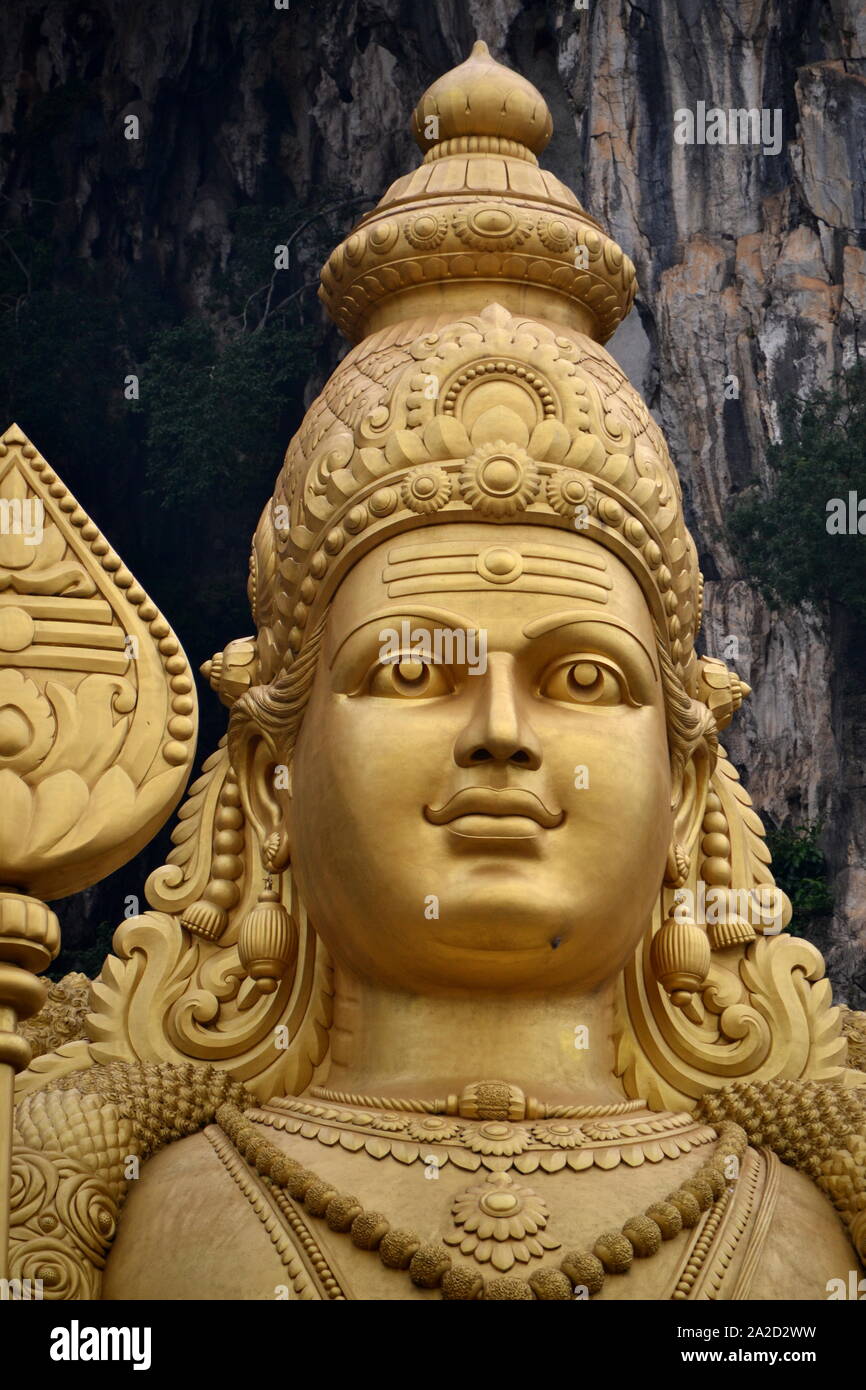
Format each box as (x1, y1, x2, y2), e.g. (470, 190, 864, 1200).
(0, 424, 198, 898)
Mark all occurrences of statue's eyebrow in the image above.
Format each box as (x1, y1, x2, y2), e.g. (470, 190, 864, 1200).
(522, 612, 659, 680)
(328, 606, 477, 667)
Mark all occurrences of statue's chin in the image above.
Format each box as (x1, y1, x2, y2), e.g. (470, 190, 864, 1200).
(312, 907, 641, 995)
(293, 831, 656, 994)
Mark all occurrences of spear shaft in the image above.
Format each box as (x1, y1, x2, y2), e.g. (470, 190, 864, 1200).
(0, 899, 57, 1282)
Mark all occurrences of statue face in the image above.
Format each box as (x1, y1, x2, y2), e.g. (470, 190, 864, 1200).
(286, 523, 674, 995)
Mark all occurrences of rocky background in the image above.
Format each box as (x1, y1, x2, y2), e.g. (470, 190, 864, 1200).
(1, 0, 864, 997)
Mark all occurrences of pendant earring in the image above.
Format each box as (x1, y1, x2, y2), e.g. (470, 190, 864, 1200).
(238, 833, 298, 996)
(652, 844, 710, 1020)
(651, 909, 711, 1012)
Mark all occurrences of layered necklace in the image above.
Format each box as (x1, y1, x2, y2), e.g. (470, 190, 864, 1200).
(254, 1089, 716, 1178)
(214, 1080, 748, 1300)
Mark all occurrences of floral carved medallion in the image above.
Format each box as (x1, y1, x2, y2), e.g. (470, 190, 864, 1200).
(444, 1171, 560, 1271)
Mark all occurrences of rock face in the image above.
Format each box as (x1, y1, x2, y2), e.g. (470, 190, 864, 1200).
(561, 0, 866, 998)
(1, 1, 864, 996)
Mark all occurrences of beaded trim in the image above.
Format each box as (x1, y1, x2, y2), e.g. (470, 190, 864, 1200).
(670, 1186, 735, 1300)
(8, 431, 196, 768)
(669, 1145, 757, 1300)
(727, 1150, 781, 1299)
(263, 1180, 350, 1301)
(204, 1125, 345, 1301)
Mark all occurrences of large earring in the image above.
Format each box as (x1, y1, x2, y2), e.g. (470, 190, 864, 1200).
(238, 833, 298, 996)
(652, 844, 711, 1023)
(651, 909, 711, 1013)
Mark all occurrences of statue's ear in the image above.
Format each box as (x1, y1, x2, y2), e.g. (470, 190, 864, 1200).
(231, 720, 292, 872)
(670, 741, 711, 866)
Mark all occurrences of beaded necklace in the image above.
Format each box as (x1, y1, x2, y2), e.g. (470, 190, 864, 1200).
(216, 1102, 748, 1300)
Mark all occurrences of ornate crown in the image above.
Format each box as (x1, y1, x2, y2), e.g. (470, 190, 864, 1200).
(319, 40, 636, 345)
(241, 43, 716, 708)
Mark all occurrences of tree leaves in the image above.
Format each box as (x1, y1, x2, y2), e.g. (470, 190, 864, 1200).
(729, 363, 866, 617)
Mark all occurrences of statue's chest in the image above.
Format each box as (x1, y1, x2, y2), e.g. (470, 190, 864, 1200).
(191, 1106, 779, 1301)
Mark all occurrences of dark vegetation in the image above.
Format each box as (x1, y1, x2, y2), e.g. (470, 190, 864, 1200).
(728, 367, 866, 951)
(729, 362, 866, 617)
(765, 822, 834, 937)
(0, 78, 348, 976)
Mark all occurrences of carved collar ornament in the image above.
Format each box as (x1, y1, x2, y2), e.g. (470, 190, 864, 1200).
(252, 1094, 717, 1176)
(10, 1060, 866, 1299)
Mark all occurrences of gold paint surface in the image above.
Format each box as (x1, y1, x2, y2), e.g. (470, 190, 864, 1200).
(4, 41, 857, 1304)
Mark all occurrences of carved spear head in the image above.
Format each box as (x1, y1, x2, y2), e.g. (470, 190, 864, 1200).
(0, 424, 198, 901)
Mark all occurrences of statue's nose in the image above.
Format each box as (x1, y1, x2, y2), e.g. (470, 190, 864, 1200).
(453, 653, 543, 769)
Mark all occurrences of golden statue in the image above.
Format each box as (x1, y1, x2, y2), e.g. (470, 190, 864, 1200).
(3, 42, 866, 1302)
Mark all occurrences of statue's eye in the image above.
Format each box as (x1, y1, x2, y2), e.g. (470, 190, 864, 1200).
(367, 656, 453, 699)
(541, 658, 631, 707)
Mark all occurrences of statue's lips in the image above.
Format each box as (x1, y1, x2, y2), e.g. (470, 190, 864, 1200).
(424, 788, 564, 837)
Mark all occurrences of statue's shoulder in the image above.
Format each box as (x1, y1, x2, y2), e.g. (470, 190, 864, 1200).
(11, 1077, 134, 1299)
(739, 1149, 859, 1301)
(103, 1129, 310, 1300)
(9, 1061, 289, 1301)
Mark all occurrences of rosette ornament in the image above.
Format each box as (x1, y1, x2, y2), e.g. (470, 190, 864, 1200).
(459, 443, 541, 517)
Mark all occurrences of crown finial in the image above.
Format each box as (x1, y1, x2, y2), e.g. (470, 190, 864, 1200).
(319, 46, 635, 344)
(411, 39, 553, 157)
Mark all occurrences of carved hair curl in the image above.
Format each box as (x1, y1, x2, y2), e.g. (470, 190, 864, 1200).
(228, 616, 328, 772)
(655, 628, 718, 793)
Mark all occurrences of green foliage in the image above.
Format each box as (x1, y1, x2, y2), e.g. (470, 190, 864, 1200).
(47, 921, 115, 983)
(728, 363, 866, 616)
(132, 201, 334, 664)
(137, 199, 338, 514)
(766, 821, 834, 935)
(0, 199, 336, 676)
(141, 317, 316, 511)
(0, 284, 136, 473)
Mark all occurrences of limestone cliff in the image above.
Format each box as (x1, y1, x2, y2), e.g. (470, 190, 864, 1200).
(1, 0, 863, 996)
